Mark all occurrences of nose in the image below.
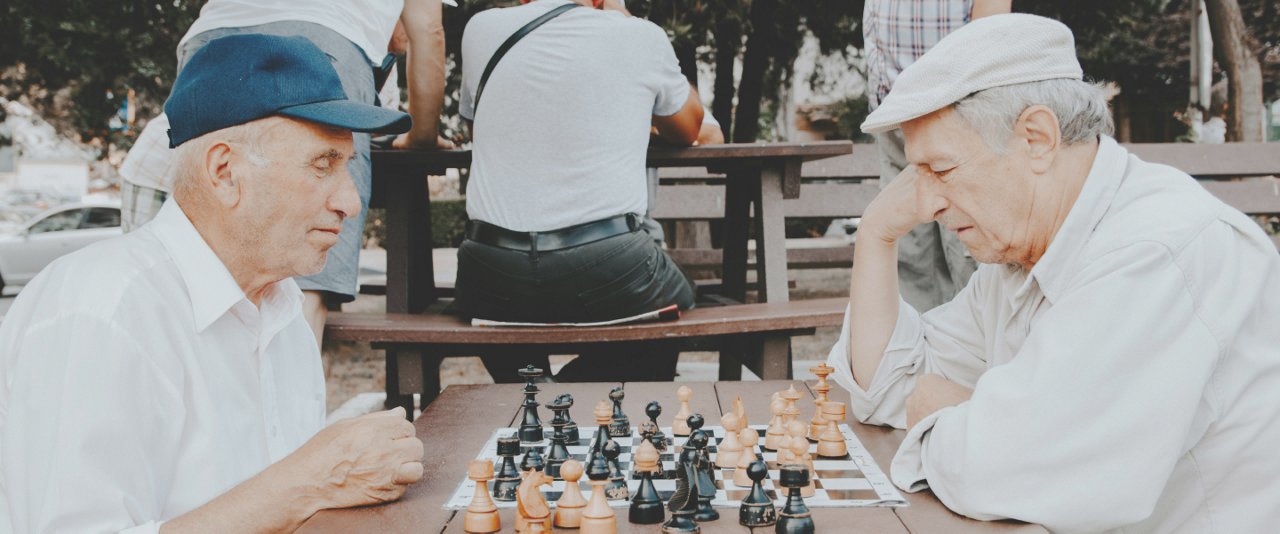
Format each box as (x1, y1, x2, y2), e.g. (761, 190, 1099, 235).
(915, 174, 950, 222)
(329, 166, 362, 222)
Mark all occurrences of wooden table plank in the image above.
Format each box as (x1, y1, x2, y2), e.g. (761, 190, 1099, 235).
(817, 388, 1047, 534)
(298, 384, 524, 533)
(715, 380, 908, 533)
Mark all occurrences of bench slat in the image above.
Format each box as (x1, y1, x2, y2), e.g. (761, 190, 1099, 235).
(326, 297, 848, 344)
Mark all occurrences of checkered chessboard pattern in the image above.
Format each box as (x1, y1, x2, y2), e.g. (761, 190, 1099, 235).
(444, 425, 907, 510)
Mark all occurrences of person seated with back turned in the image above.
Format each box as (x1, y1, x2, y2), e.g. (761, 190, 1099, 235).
(825, 14, 1280, 532)
(0, 35, 425, 532)
(454, 0, 704, 383)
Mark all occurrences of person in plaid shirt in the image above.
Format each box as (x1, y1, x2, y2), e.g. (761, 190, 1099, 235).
(863, 0, 1009, 311)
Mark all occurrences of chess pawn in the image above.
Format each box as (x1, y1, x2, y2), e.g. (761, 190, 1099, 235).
(579, 452, 618, 534)
(716, 412, 744, 468)
(775, 465, 816, 534)
(808, 363, 835, 440)
(733, 426, 760, 487)
(816, 401, 848, 458)
(493, 436, 522, 501)
(764, 397, 787, 451)
(554, 459, 587, 528)
(644, 400, 670, 451)
(464, 459, 500, 533)
(629, 439, 665, 524)
(739, 460, 778, 528)
(603, 440, 629, 500)
(671, 385, 693, 436)
(786, 423, 815, 498)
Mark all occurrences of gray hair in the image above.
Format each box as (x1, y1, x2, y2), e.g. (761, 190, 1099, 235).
(171, 119, 275, 199)
(952, 78, 1113, 153)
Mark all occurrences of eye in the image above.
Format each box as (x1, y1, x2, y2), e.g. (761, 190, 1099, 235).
(933, 166, 957, 182)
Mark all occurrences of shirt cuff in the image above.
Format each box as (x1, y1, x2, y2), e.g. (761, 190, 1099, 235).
(121, 520, 164, 534)
(890, 406, 954, 493)
(826, 298, 927, 427)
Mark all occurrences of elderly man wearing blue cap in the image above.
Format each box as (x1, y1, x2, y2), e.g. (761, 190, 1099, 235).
(825, 13, 1280, 532)
(0, 34, 424, 532)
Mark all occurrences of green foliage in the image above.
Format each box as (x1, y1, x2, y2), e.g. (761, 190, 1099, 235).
(827, 94, 873, 143)
(0, 0, 201, 145)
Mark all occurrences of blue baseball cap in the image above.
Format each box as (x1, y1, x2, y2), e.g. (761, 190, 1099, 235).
(164, 33, 412, 148)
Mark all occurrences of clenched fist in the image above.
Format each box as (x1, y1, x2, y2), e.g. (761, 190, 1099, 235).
(281, 407, 425, 510)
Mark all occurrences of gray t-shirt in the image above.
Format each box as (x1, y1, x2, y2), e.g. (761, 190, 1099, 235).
(460, 0, 690, 232)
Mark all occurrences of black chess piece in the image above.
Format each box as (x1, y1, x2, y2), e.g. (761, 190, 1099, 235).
(520, 444, 545, 473)
(608, 386, 630, 437)
(775, 464, 815, 534)
(645, 400, 669, 451)
(555, 393, 581, 444)
(492, 435, 521, 501)
(739, 460, 777, 527)
(517, 366, 544, 443)
(630, 452, 664, 524)
(544, 399, 571, 479)
(662, 443, 701, 533)
(602, 440, 630, 500)
(685, 427, 719, 522)
(638, 421, 666, 479)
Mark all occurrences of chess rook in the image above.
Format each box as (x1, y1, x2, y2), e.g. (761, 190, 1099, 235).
(817, 401, 848, 458)
(517, 366, 544, 443)
(493, 436, 522, 501)
(464, 459, 500, 533)
(775, 464, 815, 534)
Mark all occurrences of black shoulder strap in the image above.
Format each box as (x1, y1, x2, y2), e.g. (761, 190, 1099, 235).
(473, 2, 581, 114)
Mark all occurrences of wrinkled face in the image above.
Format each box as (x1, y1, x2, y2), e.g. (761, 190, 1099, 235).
(234, 118, 360, 279)
(901, 108, 1040, 266)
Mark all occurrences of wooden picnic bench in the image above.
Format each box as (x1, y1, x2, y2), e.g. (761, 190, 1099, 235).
(329, 140, 1280, 416)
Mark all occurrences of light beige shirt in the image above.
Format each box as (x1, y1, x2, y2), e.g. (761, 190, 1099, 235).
(826, 136, 1280, 532)
(0, 200, 325, 533)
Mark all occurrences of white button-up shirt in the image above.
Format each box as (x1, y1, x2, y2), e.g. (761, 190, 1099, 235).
(827, 136, 1280, 532)
(0, 201, 325, 533)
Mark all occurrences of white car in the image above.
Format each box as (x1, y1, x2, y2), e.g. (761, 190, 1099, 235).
(0, 202, 122, 294)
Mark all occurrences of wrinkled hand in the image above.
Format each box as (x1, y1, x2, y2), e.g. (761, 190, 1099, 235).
(861, 166, 932, 245)
(906, 374, 973, 429)
(284, 407, 425, 510)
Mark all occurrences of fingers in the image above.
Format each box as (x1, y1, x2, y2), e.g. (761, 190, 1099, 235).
(394, 461, 425, 485)
(365, 408, 416, 439)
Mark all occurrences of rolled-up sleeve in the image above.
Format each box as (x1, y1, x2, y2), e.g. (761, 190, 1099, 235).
(2, 313, 183, 533)
(826, 267, 992, 428)
(891, 243, 1219, 532)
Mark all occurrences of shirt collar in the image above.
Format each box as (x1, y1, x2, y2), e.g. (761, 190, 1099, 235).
(1013, 135, 1128, 304)
(147, 200, 301, 333)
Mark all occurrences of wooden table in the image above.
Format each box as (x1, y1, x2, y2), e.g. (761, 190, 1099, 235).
(298, 381, 1045, 533)
(369, 142, 853, 408)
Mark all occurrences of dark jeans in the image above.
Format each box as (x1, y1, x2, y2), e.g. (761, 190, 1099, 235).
(455, 229, 696, 383)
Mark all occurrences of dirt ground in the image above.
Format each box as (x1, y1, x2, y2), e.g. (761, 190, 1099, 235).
(321, 269, 851, 413)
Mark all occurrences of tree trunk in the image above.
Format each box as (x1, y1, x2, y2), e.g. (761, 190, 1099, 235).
(1205, 0, 1265, 142)
(733, 0, 778, 143)
(712, 14, 741, 141)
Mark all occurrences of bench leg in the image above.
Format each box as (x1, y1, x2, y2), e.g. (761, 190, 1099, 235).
(718, 349, 743, 380)
(738, 335, 794, 380)
(384, 349, 415, 420)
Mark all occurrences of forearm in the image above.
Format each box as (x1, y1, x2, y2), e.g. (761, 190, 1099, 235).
(160, 462, 322, 533)
(970, 0, 1012, 19)
(400, 0, 445, 147)
(846, 234, 902, 390)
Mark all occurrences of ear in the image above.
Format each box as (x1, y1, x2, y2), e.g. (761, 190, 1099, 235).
(1013, 105, 1060, 174)
(203, 141, 243, 208)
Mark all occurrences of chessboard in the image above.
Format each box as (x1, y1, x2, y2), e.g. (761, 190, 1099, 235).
(444, 424, 907, 510)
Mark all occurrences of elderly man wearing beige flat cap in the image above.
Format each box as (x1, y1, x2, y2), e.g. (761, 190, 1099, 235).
(825, 13, 1280, 533)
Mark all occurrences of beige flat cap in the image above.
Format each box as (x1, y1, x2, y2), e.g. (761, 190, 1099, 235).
(861, 13, 1083, 133)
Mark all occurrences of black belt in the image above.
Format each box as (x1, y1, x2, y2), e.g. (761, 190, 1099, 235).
(467, 214, 642, 252)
